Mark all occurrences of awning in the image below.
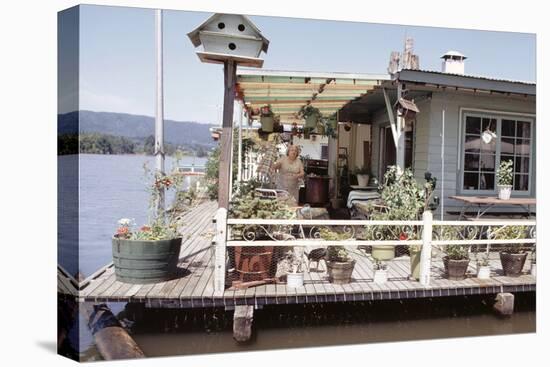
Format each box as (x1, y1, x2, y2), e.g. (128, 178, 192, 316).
(236, 68, 389, 124)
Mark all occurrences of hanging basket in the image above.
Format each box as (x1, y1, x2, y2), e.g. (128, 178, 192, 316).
(304, 114, 318, 128)
(260, 116, 274, 133)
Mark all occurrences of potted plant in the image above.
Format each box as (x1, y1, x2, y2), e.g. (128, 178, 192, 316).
(496, 160, 513, 200)
(493, 225, 528, 277)
(476, 252, 491, 279)
(285, 247, 306, 288)
(354, 166, 371, 187)
(112, 167, 184, 284)
(316, 121, 325, 136)
(530, 247, 536, 277)
(229, 192, 296, 282)
(373, 260, 388, 284)
(443, 245, 470, 280)
(364, 167, 435, 263)
(320, 228, 355, 284)
(260, 105, 275, 133)
(299, 105, 321, 129)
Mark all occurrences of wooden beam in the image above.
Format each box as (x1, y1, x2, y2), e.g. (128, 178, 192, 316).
(218, 59, 237, 209)
(233, 305, 254, 342)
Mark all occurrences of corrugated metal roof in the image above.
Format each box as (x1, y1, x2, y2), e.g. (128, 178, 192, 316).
(397, 69, 535, 95)
(400, 68, 535, 86)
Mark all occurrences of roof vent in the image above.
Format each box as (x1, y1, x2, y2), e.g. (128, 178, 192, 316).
(441, 50, 467, 75)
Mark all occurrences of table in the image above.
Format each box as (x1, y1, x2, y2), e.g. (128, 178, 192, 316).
(449, 195, 536, 219)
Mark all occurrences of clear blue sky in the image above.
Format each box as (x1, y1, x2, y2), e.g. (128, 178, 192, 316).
(77, 4, 535, 124)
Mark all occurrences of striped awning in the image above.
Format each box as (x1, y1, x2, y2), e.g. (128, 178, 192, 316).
(236, 69, 389, 125)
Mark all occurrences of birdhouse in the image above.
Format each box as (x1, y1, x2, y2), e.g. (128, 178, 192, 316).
(397, 97, 419, 123)
(187, 13, 269, 68)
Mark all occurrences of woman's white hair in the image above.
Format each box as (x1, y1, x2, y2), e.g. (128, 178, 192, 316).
(286, 144, 301, 156)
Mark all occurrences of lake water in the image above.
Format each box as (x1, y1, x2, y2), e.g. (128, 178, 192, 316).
(58, 154, 207, 277)
(58, 154, 535, 360)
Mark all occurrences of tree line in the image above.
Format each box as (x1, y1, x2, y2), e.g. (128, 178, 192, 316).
(58, 133, 211, 157)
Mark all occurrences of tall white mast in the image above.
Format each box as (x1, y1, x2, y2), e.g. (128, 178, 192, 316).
(155, 9, 165, 214)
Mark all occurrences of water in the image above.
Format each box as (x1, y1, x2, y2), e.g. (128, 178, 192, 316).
(114, 294, 536, 359)
(58, 154, 207, 277)
(57, 155, 535, 360)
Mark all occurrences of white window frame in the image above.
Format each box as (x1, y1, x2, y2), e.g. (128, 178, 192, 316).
(457, 108, 535, 197)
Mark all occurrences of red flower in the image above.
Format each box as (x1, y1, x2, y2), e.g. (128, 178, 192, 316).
(399, 232, 408, 241)
(117, 227, 129, 235)
(140, 225, 151, 232)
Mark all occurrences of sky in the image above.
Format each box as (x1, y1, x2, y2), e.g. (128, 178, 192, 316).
(75, 4, 536, 124)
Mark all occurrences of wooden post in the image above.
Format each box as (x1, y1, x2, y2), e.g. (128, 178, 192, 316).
(420, 210, 433, 286)
(213, 207, 228, 295)
(237, 103, 243, 183)
(494, 293, 514, 316)
(218, 59, 237, 209)
(233, 305, 254, 343)
(395, 83, 406, 169)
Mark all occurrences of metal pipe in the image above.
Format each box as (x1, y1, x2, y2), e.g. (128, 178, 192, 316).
(441, 108, 445, 220)
(155, 9, 165, 213)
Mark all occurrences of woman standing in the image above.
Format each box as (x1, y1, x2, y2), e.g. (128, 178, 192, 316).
(273, 145, 305, 203)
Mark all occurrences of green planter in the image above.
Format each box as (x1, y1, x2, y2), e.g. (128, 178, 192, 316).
(305, 114, 318, 128)
(260, 116, 274, 132)
(112, 237, 183, 284)
(372, 245, 395, 261)
(316, 124, 325, 136)
(409, 248, 421, 280)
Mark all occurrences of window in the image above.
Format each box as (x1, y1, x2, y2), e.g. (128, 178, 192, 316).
(320, 144, 328, 160)
(461, 113, 533, 193)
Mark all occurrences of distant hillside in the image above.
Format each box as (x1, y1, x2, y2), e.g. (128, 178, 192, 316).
(58, 110, 217, 149)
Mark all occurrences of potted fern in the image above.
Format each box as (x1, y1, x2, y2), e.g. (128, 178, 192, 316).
(496, 160, 513, 200)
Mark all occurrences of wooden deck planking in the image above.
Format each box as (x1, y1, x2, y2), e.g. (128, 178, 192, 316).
(76, 201, 536, 308)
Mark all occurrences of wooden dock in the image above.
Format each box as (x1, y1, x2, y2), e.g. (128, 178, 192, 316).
(76, 201, 535, 309)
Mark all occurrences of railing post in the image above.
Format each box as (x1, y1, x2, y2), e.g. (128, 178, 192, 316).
(213, 207, 228, 295)
(420, 210, 433, 286)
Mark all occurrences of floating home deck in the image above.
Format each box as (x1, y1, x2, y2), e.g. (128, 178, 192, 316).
(76, 201, 536, 308)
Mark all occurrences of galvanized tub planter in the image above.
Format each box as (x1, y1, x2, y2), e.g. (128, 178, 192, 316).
(371, 245, 395, 261)
(112, 237, 183, 284)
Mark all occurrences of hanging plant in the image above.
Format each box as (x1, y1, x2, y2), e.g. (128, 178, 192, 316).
(260, 105, 275, 133)
(299, 105, 321, 128)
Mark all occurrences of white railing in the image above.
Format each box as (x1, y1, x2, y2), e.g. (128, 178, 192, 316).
(212, 208, 536, 294)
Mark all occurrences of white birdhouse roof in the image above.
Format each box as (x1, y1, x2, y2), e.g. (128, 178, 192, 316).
(188, 13, 269, 53)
